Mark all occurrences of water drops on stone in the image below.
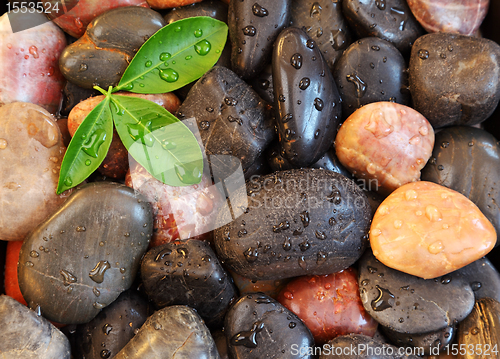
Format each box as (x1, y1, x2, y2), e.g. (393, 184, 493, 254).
(200, 121, 210, 130)
(471, 281, 482, 291)
(346, 73, 367, 98)
(76, 226, 86, 232)
(310, 2, 322, 17)
(60, 269, 77, 286)
(298, 256, 307, 270)
(0, 138, 7, 149)
(244, 247, 259, 263)
(418, 49, 429, 59)
(252, 3, 268, 17)
(317, 251, 327, 264)
(290, 53, 303, 69)
(93, 287, 101, 297)
(89, 260, 111, 283)
(243, 25, 256, 37)
(29, 250, 39, 258)
(228, 115, 243, 125)
(79, 63, 88, 72)
(306, 39, 315, 49)
(231, 321, 265, 348)
(299, 77, 310, 90)
(314, 98, 324, 111)
(371, 285, 395, 311)
(282, 113, 293, 123)
(283, 237, 292, 251)
(375, 0, 386, 10)
(225, 97, 238, 106)
(300, 211, 310, 227)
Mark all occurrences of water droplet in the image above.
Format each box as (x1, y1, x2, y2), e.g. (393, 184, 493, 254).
(243, 25, 256, 36)
(283, 237, 292, 251)
(471, 281, 482, 291)
(418, 49, 429, 59)
(376, 0, 386, 10)
(425, 205, 442, 222)
(306, 39, 315, 49)
(371, 228, 382, 237)
(284, 129, 295, 140)
(89, 261, 111, 283)
(122, 83, 134, 90)
(228, 115, 243, 125)
(145, 60, 152, 67)
(428, 241, 444, 254)
(29, 250, 39, 258)
(310, 2, 322, 17)
(244, 247, 258, 262)
(346, 73, 367, 98)
(290, 53, 303, 69)
(225, 97, 238, 106)
(300, 211, 310, 227)
(194, 40, 211, 56)
(174, 26, 181, 32)
(284, 291, 294, 299)
(79, 63, 88, 72)
(298, 77, 310, 90)
(174, 162, 202, 184)
(405, 189, 418, 201)
(85, 159, 91, 166)
(159, 52, 171, 61)
(281, 113, 293, 123)
(252, 3, 268, 16)
(327, 188, 341, 204)
(194, 29, 203, 37)
(315, 230, 326, 240)
(161, 140, 177, 151)
(314, 98, 324, 111)
(317, 251, 328, 264)
(231, 321, 265, 348)
(82, 129, 107, 158)
(390, 7, 407, 31)
(298, 256, 307, 270)
(159, 68, 179, 83)
(441, 141, 449, 148)
(273, 221, 290, 233)
(200, 121, 210, 130)
(440, 275, 452, 284)
(299, 240, 310, 251)
(314, 129, 320, 139)
(371, 285, 394, 311)
(409, 135, 420, 145)
(185, 55, 192, 60)
(289, 322, 297, 328)
(60, 269, 77, 286)
(331, 28, 347, 50)
(0, 139, 7, 149)
(393, 220, 403, 229)
(93, 287, 101, 297)
(438, 165, 444, 171)
(471, 327, 479, 335)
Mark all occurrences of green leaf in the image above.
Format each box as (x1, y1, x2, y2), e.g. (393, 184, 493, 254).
(115, 16, 228, 94)
(57, 96, 113, 194)
(110, 95, 204, 186)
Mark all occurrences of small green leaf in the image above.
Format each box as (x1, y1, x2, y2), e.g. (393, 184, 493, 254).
(116, 16, 228, 94)
(57, 96, 113, 194)
(110, 95, 204, 186)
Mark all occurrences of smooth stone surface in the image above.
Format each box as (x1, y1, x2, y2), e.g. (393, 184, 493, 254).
(248, 63, 274, 104)
(0, 102, 69, 241)
(277, 269, 378, 344)
(370, 181, 496, 279)
(409, 33, 500, 128)
(230, 271, 291, 299)
(421, 127, 500, 248)
(407, 0, 489, 36)
(358, 250, 476, 334)
(381, 325, 455, 356)
(0, 13, 67, 115)
(267, 141, 296, 172)
(73, 290, 149, 359)
(214, 169, 371, 281)
(59, 7, 165, 89)
(176, 66, 275, 173)
(18, 182, 153, 324)
(147, 0, 203, 10)
(335, 102, 434, 195)
(290, 0, 352, 71)
(320, 334, 420, 359)
(114, 305, 220, 358)
(228, 0, 290, 79)
(452, 257, 500, 303)
(60, 81, 100, 117)
(333, 37, 410, 119)
(310, 146, 353, 179)
(212, 330, 229, 359)
(0, 295, 71, 359)
(457, 298, 500, 358)
(225, 294, 314, 359)
(273, 27, 341, 167)
(49, 0, 150, 38)
(141, 239, 237, 328)
(342, 0, 424, 55)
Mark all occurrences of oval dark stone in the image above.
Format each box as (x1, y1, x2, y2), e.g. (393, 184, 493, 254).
(228, 0, 290, 79)
(409, 33, 500, 128)
(273, 27, 341, 167)
(249, 63, 274, 104)
(333, 37, 410, 119)
(290, 0, 352, 71)
(342, 0, 424, 55)
(381, 325, 455, 356)
(225, 294, 314, 359)
(214, 169, 371, 280)
(141, 239, 237, 328)
(18, 182, 153, 324)
(358, 250, 475, 334)
(421, 126, 500, 247)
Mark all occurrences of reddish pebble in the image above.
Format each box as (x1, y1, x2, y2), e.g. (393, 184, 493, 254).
(277, 268, 378, 344)
(146, 0, 202, 9)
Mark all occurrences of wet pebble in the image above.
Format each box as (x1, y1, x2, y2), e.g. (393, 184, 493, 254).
(381, 325, 455, 356)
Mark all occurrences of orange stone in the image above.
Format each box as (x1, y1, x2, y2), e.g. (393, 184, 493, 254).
(335, 102, 434, 195)
(370, 181, 496, 279)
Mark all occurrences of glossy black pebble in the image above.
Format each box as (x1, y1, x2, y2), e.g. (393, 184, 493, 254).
(333, 37, 410, 119)
(342, 0, 424, 55)
(249, 63, 274, 104)
(73, 290, 149, 359)
(176, 66, 275, 174)
(273, 27, 341, 167)
(228, 0, 290, 79)
(290, 0, 352, 71)
(452, 257, 500, 303)
(59, 7, 165, 89)
(214, 169, 371, 281)
(319, 334, 419, 359)
(358, 250, 475, 334)
(225, 293, 314, 359)
(0, 295, 71, 358)
(421, 126, 500, 247)
(141, 239, 237, 328)
(18, 182, 153, 324)
(409, 33, 500, 128)
(114, 305, 219, 359)
(381, 325, 455, 356)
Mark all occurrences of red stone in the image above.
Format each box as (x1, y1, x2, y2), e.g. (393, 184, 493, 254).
(277, 268, 378, 344)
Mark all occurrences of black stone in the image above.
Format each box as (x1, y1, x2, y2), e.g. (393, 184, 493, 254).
(249, 64, 274, 104)
(421, 127, 500, 247)
(0, 295, 71, 358)
(310, 145, 354, 179)
(60, 81, 100, 117)
(273, 27, 341, 167)
(458, 298, 500, 352)
(333, 37, 410, 119)
(225, 294, 314, 359)
(290, 0, 353, 71)
(409, 33, 500, 128)
(73, 290, 150, 359)
(243, 153, 272, 181)
(59, 7, 165, 89)
(358, 250, 475, 334)
(141, 239, 237, 328)
(214, 169, 371, 280)
(212, 330, 230, 359)
(342, 0, 424, 55)
(176, 66, 275, 174)
(381, 325, 455, 356)
(228, 0, 290, 79)
(113, 306, 219, 358)
(267, 141, 296, 172)
(18, 182, 153, 324)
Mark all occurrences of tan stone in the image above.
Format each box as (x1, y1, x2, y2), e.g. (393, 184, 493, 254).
(370, 181, 496, 279)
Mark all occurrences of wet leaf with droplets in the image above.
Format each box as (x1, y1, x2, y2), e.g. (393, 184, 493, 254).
(111, 95, 203, 186)
(116, 17, 228, 94)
